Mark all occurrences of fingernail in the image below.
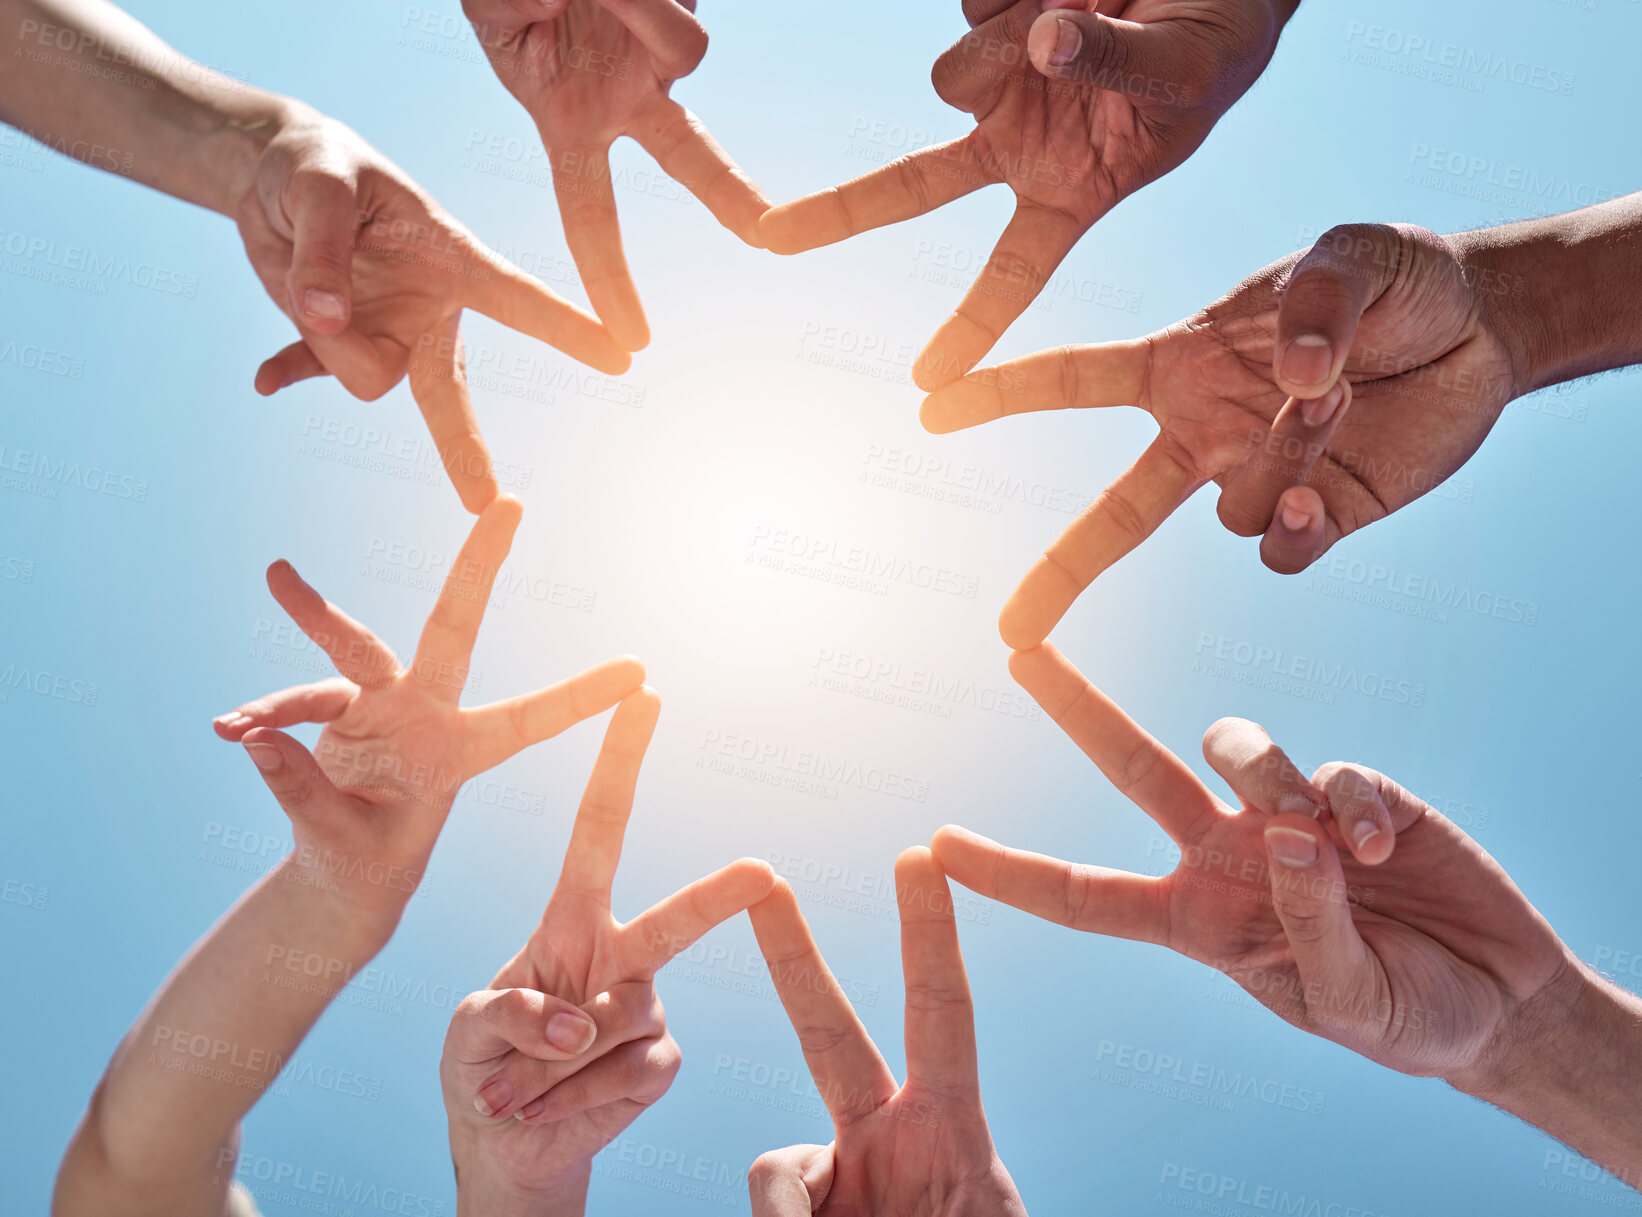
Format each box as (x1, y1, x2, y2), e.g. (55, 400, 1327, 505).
(1300, 381, 1345, 427)
(1051, 17, 1083, 66)
(1279, 499, 1312, 533)
(1280, 334, 1332, 387)
(1351, 819, 1382, 853)
(514, 1096, 547, 1121)
(303, 289, 346, 320)
(1266, 826, 1318, 868)
(214, 712, 250, 729)
(474, 1078, 511, 1118)
(1276, 794, 1318, 819)
(546, 1012, 597, 1054)
(244, 742, 282, 772)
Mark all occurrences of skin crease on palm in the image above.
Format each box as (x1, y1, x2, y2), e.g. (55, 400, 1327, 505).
(760, 0, 1295, 390)
(462, 0, 771, 351)
(920, 223, 1521, 649)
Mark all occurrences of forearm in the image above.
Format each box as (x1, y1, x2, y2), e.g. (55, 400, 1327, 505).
(0, 0, 286, 214)
(1452, 192, 1642, 395)
(1449, 958, 1642, 1190)
(55, 856, 401, 1215)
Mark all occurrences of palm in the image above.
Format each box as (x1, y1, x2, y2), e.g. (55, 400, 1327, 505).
(1144, 240, 1516, 536)
(823, 1090, 1017, 1216)
(491, 8, 673, 144)
(1155, 795, 1555, 1076)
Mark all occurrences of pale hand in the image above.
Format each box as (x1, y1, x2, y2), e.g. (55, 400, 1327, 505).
(746, 850, 1028, 1217)
(212, 496, 646, 927)
(234, 102, 628, 511)
(441, 689, 776, 1201)
(463, 0, 770, 349)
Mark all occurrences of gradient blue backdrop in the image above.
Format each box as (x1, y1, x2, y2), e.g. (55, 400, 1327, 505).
(4, 0, 1641, 1213)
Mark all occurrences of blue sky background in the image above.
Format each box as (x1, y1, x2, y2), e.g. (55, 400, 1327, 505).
(4, 0, 1642, 1213)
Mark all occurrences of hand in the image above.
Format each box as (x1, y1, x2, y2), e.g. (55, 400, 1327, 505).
(761, 0, 1294, 390)
(463, 0, 770, 349)
(441, 689, 776, 1205)
(212, 496, 646, 929)
(745, 849, 1027, 1217)
(233, 100, 629, 511)
(933, 642, 1575, 1082)
(922, 222, 1523, 647)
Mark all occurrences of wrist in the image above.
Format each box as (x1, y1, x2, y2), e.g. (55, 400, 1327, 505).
(270, 852, 405, 956)
(453, 1152, 590, 1217)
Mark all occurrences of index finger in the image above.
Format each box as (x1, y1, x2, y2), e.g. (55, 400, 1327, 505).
(552, 688, 662, 907)
(747, 882, 898, 1125)
(409, 494, 523, 695)
(551, 145, 649, 351)
(999, 436, 1203, 650)
(462, 247, 632, 376)
(913, 200, 1090, 391)
(619, 857, 777, 978)
(759, 136, 993, 255)
(895, 847, 978, 1096)
(631, 97, 770, 246)
(1008, 643, 1222, 843)
(407, 314, 499, 515)
(919, 338, 1151, 435)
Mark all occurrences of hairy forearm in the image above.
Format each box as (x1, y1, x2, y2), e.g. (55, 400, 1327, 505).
(54, 856, 401, 1216)
(1453, 192, 1642, 395)
(1449, 958, 1642, 1191)
(0, 0, 286, 213)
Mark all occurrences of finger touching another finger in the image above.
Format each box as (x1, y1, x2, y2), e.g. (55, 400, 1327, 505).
(758, 137, 991, 256)
(238, 726, 351, 830)
(999, 437, 1202, 650)
(1216, 380, 1351, 539)
(1200, 717, 1325, 819)
(517, 1033, 682, 1124)
(552, 148, 649, 351)
(254, 340, 329, 396)
(450, 988, 601, 1074)
(407, 315, 498, 515)
(619, 857, 777, 978)
(1312, 762, 1430, 865)
(284, 167, 359, 334)
(463, 251, 631, 376)
(632, 98, 770, 247)
(1274, 223, 1404, 399)
(748, 1144, 835, 1217)
(918, 338, 1150, 435)
(459, 655, 647, 775)
(213, 677, 358, 739)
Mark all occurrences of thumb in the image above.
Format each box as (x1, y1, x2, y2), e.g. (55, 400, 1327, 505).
(284, 167, 360, 335)
(1262, 814, 1379, 1039)
(448, 988, 600, 1067)
(1026, 5, 1201, 99)
(1273, 223, 1404, 399)
(239, 726, 348, 830)
(748, 1144, 834, 1217)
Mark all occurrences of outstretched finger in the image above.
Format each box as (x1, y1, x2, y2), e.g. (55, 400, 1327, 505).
(460, 655, 646, 776)
(461, 248, 631, 377)
(999, 436, 1203, 650)
(551, 145, 649, 351)
(918, 338, 1150, 435)
(552, 688, 662, 907)
(914, 201, 1092, 391)
(407, 314, 499, 515)
(213, 677, 358, 740)
(931, 825, 1169, 944)
(619, 858, 776, 979)
(1008, 643, 1221, 842)
(632, 97, 770, 246)
(896, 847, 979, 1096)
(409, 495, 523, 696)
(759, 136, 992, 256)
(748, 882, 897, 1124)
(266, 560, 401, 689)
